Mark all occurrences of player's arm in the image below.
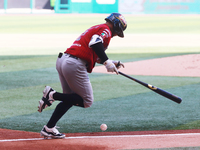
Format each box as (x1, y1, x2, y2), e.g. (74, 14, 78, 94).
(89, 34, 123, 73)
(89, 34, 108, 64)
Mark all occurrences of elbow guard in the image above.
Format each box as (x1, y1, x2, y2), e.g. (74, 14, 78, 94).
(89, 34, 103, 48)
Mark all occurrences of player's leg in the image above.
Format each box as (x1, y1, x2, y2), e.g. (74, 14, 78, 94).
(40, 55, 93, 109)
(38, 54, 76, 113)
(60, 56, 93, 108)
(54, 54, 88, 107)
(40, 101, 72, 139)
(40, 54, 93, 138)
(46, 101, 72, 128)
(39, 55, 69, 138)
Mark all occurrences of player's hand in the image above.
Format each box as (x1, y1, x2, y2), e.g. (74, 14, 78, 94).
(112, 60, 124, 69)
(103, 59, 118, 74)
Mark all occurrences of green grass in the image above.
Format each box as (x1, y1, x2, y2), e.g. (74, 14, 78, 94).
(0, 80, 199, 133)
(0, 55, 56, 72)
(172, 120, 200, 130)
(0, 15, 200, 33)
(0, 14, 200, 134)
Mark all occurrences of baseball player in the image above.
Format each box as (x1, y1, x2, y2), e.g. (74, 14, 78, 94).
(38, 13, 127, 139)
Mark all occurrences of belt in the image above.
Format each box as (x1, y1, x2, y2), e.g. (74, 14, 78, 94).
(58, 53, 78, 60)
(68, 54, 78, 60)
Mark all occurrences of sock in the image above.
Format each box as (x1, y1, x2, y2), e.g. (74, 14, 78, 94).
(46, 101, 72, 128)
(53, 92, 84, 107)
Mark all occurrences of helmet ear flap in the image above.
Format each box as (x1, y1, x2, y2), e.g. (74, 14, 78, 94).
(113, 19, 124, 37)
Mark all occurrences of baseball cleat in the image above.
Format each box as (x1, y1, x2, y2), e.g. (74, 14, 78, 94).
(40, 125, 65, 139)
(43, 86, 55, 101)
(38, 86, 55, 113)
(38, 98, 48, 113)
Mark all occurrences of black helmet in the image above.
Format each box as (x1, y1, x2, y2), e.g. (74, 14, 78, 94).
(105, 13, 127, 38)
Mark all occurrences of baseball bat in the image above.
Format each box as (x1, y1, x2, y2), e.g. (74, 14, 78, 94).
(118, 71, 182, 104)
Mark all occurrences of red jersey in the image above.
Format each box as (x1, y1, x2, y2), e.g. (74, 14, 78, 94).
(65, 23, 112, 73)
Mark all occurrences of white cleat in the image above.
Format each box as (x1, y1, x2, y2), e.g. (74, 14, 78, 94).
(40, 125, 65, 139)
(38, 86, 55, 113)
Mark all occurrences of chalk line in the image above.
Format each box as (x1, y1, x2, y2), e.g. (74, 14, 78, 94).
(1, 132, 200, 142)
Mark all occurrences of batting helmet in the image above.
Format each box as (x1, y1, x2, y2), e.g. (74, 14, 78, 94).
(105, 13, 127, 38)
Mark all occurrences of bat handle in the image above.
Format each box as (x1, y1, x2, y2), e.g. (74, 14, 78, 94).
(118, 71, 131, 79)
(116, 61, 121, 68)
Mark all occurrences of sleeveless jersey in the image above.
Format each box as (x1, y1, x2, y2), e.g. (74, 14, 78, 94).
(65, 23, 112, 73)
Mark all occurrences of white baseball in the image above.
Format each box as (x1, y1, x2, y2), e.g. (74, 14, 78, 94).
(100, 124, 107, 131)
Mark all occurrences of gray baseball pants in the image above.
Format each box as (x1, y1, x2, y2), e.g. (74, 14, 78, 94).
(56, 53, 93, 108)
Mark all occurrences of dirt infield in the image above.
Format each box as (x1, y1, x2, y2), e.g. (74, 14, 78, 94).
(1, 129, 200, 150)
(93, 54, 200, 77)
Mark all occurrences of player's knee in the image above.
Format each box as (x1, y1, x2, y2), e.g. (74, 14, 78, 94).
(71, 94, 93, 108)
(83, 102, 92, 108)
(83, 95, 93, 108)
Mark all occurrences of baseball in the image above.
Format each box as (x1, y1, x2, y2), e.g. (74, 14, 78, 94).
(100, 124, 107, 131)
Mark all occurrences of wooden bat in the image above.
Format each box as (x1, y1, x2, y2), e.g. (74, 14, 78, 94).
(118, 71, 182, 104)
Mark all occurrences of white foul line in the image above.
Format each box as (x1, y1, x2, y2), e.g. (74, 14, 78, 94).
(1, 132, 200, 142)
(0, 138, 44, 142)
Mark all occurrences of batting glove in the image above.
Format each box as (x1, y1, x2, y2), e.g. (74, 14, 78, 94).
(112, 60, 124, 69)
(103, 59, 118, 74)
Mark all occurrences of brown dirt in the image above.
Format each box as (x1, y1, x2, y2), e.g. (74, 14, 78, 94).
(1, 129, 200, 150)
(93, 54, 200, 77)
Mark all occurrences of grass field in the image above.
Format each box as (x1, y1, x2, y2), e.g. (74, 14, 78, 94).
(0, 14, 200, 134)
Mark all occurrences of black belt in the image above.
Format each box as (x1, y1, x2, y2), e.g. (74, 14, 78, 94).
(68, 54, 78, 60)
(58, 53, 78, 60)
